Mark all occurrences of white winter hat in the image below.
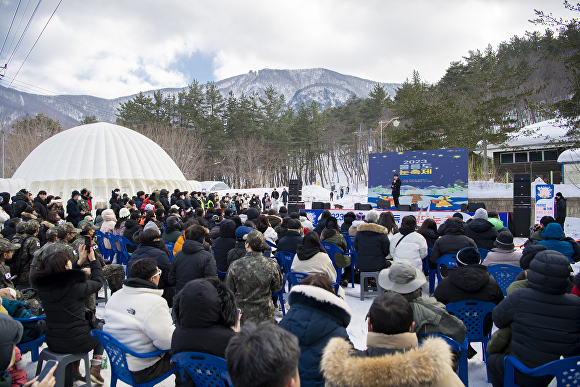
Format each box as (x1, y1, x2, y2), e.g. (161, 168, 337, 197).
(474, 208, 488, 220)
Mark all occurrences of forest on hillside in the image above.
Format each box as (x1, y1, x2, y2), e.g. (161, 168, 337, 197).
(8, 3, 580, 187)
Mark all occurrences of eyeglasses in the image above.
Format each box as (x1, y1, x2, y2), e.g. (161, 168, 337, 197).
(152, 269, 162, 277)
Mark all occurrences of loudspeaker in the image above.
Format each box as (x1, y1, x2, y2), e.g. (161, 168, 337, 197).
(399, 204, 411, 211)
(468, 202, 486, 212)
(296, 202, 305, 210)
(289, 179, 301, 185)
(377, 199, 391, 209)
(288, 195, 301, 202)
(514, 182, 531, 197)
(312, 202, 324, 210)
(410, 203, 418, 211)
(354, 203, 361, 210)
(359, 204, 372, 210)
(514, 174, 531, 182)
(324, 202, 331, 209)
(513, 207, 531, 237)
(513, 197, 532, 206)
(461, 203, 468, 212)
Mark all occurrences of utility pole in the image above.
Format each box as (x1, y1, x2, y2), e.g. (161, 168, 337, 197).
(1, 123, 4, 179)
(356, 124, 361, 193)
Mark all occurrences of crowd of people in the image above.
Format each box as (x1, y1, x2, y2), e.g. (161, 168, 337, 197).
(0, 185, 578, 387)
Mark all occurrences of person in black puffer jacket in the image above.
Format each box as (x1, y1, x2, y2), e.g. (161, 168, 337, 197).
(171, 277, 238, 384)
(341, 212, 356, 233)
(417, 218, 439, 249)
(213, 219, 237, 274)
(464, 208, 498, 251)
(11, 190, 29, 219)
(168, 225, 217, 295)
(159, 189, 170, 212)
(354, 211, 390, 272)
(123, 213, 142, 252)
(487, 250, 580, 387)
(277, 219, 303, 255)
(429, 217, 477, 269)
(31, 250, 105, 382)
(314, 210, 331, 236)
(246, 207, 260, 226)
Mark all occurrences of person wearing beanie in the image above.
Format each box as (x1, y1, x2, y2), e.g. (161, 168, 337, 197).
(162, 216, 183, 243)
(227, 226, 253, 267)
(226, 230, 283, 325)
(429, 216, 477, 270)
(464, 208, 498, 251)
(212, 219, 237, 275)
(487, 250, 580, 387)
(0, 314, 30, 387)
(275, 215, 291, 241)
(277, 219, 303, 255)
(112, 207, 131, 237)
(482, 231, 522, 267)
(434, 247, 504, 357)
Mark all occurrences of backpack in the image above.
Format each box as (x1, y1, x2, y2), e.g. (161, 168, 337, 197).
(7, 235, 31, 279)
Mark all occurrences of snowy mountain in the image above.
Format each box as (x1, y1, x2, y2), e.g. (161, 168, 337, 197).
(0, 68, 400, 128)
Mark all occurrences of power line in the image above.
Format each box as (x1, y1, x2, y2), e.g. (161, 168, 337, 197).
(0, 0, 23, 59)
(8, 0, 63, 87)
(3, 0, 42, 72)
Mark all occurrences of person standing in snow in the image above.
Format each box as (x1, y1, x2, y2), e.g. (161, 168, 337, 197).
(555, 192, 566, 229)
(281, 188, 289, 207)
(330, 191, 333, 201)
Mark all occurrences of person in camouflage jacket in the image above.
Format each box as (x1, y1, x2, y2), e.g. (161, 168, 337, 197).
(226, 230, 282, 325)
(0, 238, 40, 313)
(29, 226, 58, 281)
(14, 220, 41, 287)
(78, 188, 92, 217)
(41, 222, 81, 263)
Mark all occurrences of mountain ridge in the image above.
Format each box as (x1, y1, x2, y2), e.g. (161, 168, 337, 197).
(0, 68, 400, 128)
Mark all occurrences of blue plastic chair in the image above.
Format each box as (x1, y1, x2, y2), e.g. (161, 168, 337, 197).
(265, 240, 277, 257)
(504, 355, 580, 387)
(90, 330, 177, 387)
(276, 251, 294, 292)
(285, 272, 310, 288)
(418, 333, 469, 387)
(445, 300, 496, 381)
(14, 315, 46, 362)
(165, 242, 175, 261)
(320, 241, 348, 295)
(104, 232, 121, 263)
(116, 235, 137, 266)
(436, 254, 457, 283)
(170, 352, 230, 387)
(487, 264, 523, 296)
(478, 248, 490, 260)
(95, 230, 112, 261)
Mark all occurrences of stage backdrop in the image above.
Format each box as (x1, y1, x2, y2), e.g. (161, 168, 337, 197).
(368, 148, 469, 211)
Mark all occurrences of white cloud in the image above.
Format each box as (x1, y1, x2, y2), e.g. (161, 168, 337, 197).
(0, 0, 572, 98)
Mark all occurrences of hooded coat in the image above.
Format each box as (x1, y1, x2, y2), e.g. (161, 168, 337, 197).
(32, 196, 48, 220)
(277, 230, 303, 255)
(429, 217, 477, 268)
(246, 208, 260, 225)
(354, 223, 391, 272)
(538, 223, 580, 263)
(279, 285, 351, 387)
(171, 279, 236, 365)
(11, 192, 29, 219)
(65, 198, 81, 226)
(159, 189, 171, 212)
(434, 264, 504, 305)
(464, 218, 498, 250)
(291, 246, 337, 287)
(31, 260, 103, 354)
(390, 231, 428, 273)
(213, 219, 237, 273)
(0, 192, 12, 218)
(340, 213, 355, 232)
(488, 250, 580, 386)
(482, 248, 522, 267)
(128, 243, 172, 289)
(321, 335, 463, 387)
(168, 240, 217, 294)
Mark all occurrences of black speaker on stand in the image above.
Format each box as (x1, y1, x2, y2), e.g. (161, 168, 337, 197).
(512, 174, 531, 237)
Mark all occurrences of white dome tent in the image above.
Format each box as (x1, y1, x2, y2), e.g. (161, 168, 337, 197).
(558, 148, 580, 185)
(12, 123, 191, 207)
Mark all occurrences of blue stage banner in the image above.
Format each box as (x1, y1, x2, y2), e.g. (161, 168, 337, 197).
(368, 148, 469, 211)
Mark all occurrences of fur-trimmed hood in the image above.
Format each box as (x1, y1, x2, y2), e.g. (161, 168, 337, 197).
(31, 269, 87, 302)
(321, 336, 461, 387)
(356, 222, 388, 234)
(287, 285, 351, 326)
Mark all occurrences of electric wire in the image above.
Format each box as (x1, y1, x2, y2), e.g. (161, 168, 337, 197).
(0, 0, 23, 59)
(3, 0, 42, 72)
(9, 0, 63, 87)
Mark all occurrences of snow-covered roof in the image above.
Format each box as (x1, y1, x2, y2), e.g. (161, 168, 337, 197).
(558, 148, 580, 163)
(12, 122, 190, 204)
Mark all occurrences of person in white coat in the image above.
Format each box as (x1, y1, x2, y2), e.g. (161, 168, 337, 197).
(390, 215, 428, 273)
(104, 258, 176, 384)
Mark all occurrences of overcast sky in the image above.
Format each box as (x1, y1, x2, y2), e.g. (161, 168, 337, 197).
(0, 0, 572, 99)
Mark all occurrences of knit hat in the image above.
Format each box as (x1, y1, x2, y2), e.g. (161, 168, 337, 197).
(456, 247, 481, 266)
(494, 231, 514, 250)
(520, 244, 548, 270)
(473, 208, 488, 220)
(213, 215, 223, 225)
(143, 221, 159, 232)
(119, 208, 130, 219)
(246, 230, 265, 251)
(0, 239, 20, 253)
(144, 204, 154, 211)
(167, 216, 182, 230)
(378, 260, 426, 294)
(235, 226, 253, 241)
(0, 313, 23, 372)
(356, 212, 365, 221)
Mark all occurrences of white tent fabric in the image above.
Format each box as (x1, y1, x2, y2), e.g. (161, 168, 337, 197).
(558, 148, 580, 164)
(12, 123, 190, 206)
(0, 178, 27, 196)
(200, 181, 230, 192)
(188, 180, 202, 191)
